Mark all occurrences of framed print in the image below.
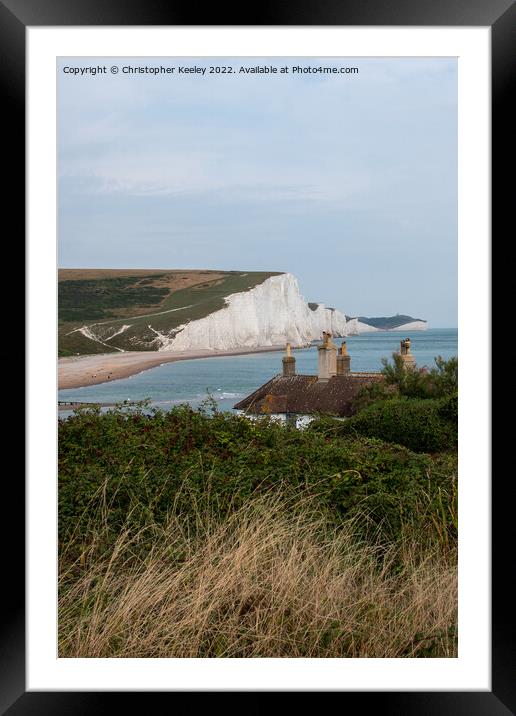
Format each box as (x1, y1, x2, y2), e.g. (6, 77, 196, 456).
(4, 0, 511, 711)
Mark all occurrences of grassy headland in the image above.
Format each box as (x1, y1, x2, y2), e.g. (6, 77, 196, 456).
(58, 269, 281, 355)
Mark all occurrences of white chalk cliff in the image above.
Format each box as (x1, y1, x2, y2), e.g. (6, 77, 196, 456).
(155, 273, 349, 352)
(386, 320, 428, 332)
(67, 271, 427, 353)
(345, 318, 428, 335)
(345, 318, 381, 335)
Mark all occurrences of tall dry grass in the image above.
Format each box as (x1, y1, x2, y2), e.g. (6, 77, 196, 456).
(59, 493, 457, 658)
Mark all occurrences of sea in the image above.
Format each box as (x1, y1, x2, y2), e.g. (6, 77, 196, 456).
(58, 328, 457, 418)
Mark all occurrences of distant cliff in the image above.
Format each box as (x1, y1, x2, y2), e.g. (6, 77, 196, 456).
(58, 268, 427, 355)
(348, 315, 428, 333)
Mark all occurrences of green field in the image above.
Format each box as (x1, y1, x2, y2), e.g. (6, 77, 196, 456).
(58, 269, 281, 355)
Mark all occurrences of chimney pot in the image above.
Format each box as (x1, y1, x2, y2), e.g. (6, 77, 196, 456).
(317, 337, 337, 381)
(282, 343, 296, 376)
(336, 342, 351, 375)
(399, 338, 416, 369)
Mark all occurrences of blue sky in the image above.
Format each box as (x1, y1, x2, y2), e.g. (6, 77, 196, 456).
(58, 57, 457, 326)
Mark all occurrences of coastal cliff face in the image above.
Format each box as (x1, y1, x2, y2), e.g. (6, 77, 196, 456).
(388, 320, 428, 332)
(156, 273, 348, 352)
(345, 318, 428, 335)
(345, 318, 381, 335)
(58, 268, 428, 355)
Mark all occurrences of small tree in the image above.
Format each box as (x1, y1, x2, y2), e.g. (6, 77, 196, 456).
(428, 355, 458, 398)
(380, 353, 432, 398)
(381, 353, 458, 399)
(353, 354, 458, 410)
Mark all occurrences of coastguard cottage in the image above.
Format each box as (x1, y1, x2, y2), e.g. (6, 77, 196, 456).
(234, 334, 416, 419)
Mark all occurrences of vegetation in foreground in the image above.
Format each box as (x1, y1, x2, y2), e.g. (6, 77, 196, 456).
(58, 355, 458, 658)
(59, 492, 456, 658)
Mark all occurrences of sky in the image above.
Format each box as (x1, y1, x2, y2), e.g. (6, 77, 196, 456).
(58, 57, 457, 327)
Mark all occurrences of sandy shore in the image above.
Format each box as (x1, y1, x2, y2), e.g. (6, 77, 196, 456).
(59, 346, 286, 390)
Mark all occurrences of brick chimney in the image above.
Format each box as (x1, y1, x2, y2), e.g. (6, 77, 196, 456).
(317, 332, 337, 382)
(282, 342, 296, 376)
(399, 337, 416, 369)
(336, 341, 351, 375)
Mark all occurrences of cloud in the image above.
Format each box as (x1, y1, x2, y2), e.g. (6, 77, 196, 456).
(58, 56, 457, 325)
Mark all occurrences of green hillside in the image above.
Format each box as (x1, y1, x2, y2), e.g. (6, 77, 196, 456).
(58, 269, 282, 356)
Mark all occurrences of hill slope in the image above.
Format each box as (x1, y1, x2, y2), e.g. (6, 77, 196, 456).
(58, 270, 350, 356)
(345, 315, 428, 333)
(358, 315, 426, 330)
(59, 269, 282, 355)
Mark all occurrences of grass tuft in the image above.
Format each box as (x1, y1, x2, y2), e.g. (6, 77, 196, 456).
(59, 491, 456, 658)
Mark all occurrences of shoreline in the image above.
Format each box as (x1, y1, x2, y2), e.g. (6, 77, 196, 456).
(58, 345, 288, 390)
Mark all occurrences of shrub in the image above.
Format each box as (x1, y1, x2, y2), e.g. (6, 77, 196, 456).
(438, 391, 458, 423)
(354, 354, 458, 410)
(59, 404, 457, 548)
(58, 405, 458, 658)
(328, 396, 457, 453)
(380, 353, 434, 399)
(429, 356, 458, 398)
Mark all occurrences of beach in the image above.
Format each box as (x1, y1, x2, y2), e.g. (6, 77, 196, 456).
(58, 346, 286, 390)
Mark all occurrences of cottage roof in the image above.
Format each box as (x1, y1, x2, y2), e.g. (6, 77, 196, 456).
(233, 372, 383, 417)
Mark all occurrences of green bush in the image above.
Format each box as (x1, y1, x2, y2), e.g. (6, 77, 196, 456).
(354, 354, 458, 410)
(59, 404, 457, 548)
(438, 391, 458, 423)
(321, 396, 457, 453)
(381, 354, 458, 399)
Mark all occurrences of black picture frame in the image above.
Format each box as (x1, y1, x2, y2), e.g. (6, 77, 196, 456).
(5, 0, 509, 711)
